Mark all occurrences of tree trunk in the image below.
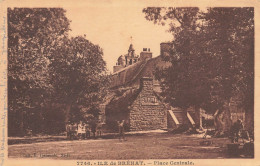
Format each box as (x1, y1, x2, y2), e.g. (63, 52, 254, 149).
(64, 102, 72, 125)
(214, 102, 232, 136)
(214, 109, 223, 132)
(194, 106, 201, 129)
(19, 109, 24, 136)
(222, 104, 232, 133)
(245, 109, 254, 133)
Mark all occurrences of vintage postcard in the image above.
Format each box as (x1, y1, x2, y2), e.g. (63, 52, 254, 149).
(0, 0, 260, 165)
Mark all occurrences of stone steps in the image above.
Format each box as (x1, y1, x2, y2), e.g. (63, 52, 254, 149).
(173, 111, 188, 125)
(168, 110, 196, 128)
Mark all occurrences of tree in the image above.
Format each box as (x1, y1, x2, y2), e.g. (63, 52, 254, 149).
(203, 8, 254, 132)
(8, 8, 70, 136)
(8, 8, 110, 136)
(49, 35, 109, 126)
(143, 7, 254, 133)
(144, 7, 213, 128)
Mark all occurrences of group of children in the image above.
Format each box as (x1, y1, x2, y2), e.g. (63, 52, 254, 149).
(66, 120, 127, 141)
(66, 121, 103, 140)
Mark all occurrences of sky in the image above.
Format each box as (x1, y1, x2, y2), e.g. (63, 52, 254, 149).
(65, 5, 173, 72)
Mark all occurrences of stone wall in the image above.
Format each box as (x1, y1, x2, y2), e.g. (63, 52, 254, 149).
(129, 77, 167, 131)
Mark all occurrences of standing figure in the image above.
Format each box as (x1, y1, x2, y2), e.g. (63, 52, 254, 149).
(85, 123, 91, 139)
(71, 122, 78, 139)
(231, 119, 244, 143)
(118, 120, 125, 141)
(97, 122, 103, 138)
(91, 121, 97, 139)
(66, 123, 71, 139)
(78, 121, 86, 139)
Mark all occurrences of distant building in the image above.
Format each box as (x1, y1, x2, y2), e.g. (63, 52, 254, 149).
(113, 44, 153, 73)
(111, 43, 172, 89)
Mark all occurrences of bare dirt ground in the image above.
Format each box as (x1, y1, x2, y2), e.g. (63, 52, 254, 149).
(8, 132, 234, 159)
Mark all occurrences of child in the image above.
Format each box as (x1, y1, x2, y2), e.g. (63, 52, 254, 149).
(118, 120, 125, 141)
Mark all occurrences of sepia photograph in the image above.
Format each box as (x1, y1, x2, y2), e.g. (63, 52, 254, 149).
(1, 1, 257, 164)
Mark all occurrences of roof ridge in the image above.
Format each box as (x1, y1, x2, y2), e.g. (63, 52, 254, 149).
(112, 60, 143, 75)
(125, 59, 149, 86)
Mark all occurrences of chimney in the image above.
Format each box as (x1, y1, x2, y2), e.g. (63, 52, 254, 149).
(140, 77, 153, 93)
(160, 42, 173, 57)
(140, 48, 152, 61)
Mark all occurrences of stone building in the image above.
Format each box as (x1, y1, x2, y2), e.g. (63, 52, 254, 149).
(111, 43, 171, 90)
(101, 41, 250, 132)
(105, 77, 167, 131)
(103, 42, 199, 132)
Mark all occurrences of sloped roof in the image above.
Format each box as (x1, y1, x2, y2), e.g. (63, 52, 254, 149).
(105, 86, 170, 116)
(105, 55, 172, 116)
(110, 56, 171, 89)
(105, 87, 140, 115)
